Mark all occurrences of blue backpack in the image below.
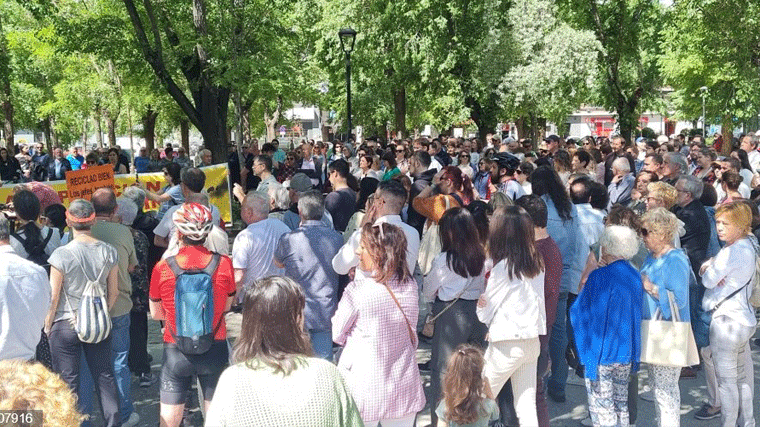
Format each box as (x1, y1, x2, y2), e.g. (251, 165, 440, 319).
(166, 253, 222, 355)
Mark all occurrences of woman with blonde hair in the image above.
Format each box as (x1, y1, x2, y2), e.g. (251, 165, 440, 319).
(700, 201, 757, 427)
(645, 181, 678, 210)
(640, 208, 691, 426)
(0, 361, 84, 427)
(332, 223, 425, 426)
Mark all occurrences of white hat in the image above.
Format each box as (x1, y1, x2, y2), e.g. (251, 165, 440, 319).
(657, 135, 669, 144)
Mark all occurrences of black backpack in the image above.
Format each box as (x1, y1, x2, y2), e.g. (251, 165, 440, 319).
(12, 227, 53, 272)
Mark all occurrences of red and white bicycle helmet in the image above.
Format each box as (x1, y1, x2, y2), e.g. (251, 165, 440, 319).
(172, 202, 213, 241)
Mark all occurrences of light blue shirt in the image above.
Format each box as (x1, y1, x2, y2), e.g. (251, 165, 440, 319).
(543, 195, 587, 294)
(640, 249, 690, 321)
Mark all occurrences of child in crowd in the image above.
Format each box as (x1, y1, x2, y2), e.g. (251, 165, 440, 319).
(436, 344, 500, 427)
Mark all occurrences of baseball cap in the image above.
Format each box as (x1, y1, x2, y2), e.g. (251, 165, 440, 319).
(543, 134, 560, 144)
(287, 173, 313, 192)
(657, 135, 669, 144)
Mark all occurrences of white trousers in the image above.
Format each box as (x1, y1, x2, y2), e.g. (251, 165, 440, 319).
(363, 413, 416, 427)
(709, 315, 756, 427)
(483, 337, 540, 426)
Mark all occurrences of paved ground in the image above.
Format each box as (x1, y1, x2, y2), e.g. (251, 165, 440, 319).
(91, 321, 760, 426)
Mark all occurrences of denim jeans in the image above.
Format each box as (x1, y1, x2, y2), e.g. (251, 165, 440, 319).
(48, 320, 120, 427)
(111, 314, 133, 423)
(548, 291, 569, 396)
(79, 314, 132, 425)
(309, 330, 333, 361)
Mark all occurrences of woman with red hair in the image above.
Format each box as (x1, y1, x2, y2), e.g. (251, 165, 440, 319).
(412, 166, 475, 224)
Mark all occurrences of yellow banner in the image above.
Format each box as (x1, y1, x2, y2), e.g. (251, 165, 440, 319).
(0, 163, 232, 223)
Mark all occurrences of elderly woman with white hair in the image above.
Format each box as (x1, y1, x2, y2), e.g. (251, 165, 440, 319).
(267, 186, 291, 222)
(570, 225, 643, 427)
(640, 207, 691, 427)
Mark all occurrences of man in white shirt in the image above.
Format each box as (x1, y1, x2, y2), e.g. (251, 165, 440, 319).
(333, 180, 420, 276)
(232, 191, 290, 296)
(0, 215, 50, 361)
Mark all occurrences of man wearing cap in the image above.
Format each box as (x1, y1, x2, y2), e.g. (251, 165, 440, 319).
(490, 152, 525, 201)
(150, 202, 235, 427)
(544, 134, 561, 157)
(283, 172, 334, 230)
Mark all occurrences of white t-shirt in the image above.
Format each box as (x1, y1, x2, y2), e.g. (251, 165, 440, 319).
(232, 218, 290, 290)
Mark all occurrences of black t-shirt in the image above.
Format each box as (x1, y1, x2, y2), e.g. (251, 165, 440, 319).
(325, 187, 357, 232)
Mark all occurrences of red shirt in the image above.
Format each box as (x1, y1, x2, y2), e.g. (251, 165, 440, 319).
(536, 236, 562, 344)
(149, 246, 236, 343)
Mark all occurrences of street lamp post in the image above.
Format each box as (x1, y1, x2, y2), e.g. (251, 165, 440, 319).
(339, 28, 357, 142)
(700, 86, 708, 138)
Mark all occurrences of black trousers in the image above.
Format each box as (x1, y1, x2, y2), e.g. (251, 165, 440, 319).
(429, 298, 487, 426)
(128, 310, 150, 375)
(48, 320, 121, 427)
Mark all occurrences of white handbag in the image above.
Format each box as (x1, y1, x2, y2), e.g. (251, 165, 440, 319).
(640, 290, 699, 368)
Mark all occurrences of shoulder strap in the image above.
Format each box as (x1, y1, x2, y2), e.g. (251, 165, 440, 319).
(202, 253, 222, 276)
(711, 280, 751, 313)
(42, 228, 53, 246)
(449, 193, 464, 207)
(165, 256, 185, 277)
(382, 283, 415, 345)
(426, 281, 471, 324)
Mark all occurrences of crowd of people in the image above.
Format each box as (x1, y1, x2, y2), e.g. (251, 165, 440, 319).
(0, 130, 759, 427)
(0, 142, 201, 183)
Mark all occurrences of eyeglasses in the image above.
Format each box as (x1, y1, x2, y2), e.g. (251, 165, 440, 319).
(396, 149, 405, 153)
(286, 157, 295, 161)
(460, 155, 470, 159)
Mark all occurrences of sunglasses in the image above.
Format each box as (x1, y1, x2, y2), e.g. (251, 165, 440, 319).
(641, 228, 649, 237)
(515, 169, 524, 175)
(396, 149, 405, 153)
(461, 155, 470, 159)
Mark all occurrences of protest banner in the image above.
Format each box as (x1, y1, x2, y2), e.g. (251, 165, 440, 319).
(0, 163, 233, 223)
(65, 164, 115, 200)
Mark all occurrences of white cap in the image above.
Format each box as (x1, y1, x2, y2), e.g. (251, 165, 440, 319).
(657, 135, 669, 144)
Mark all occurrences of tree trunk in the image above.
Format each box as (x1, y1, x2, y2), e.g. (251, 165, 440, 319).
(142, 106, 158, 152)
(241, 103, 251, 144)
(264, 96, 282, 143)
(0, 13, 13, 152)
(43, 118, 52, 150)
(466, 94, 498, 140)
(180, 119, 190, 153)
(721, 114, 733, 157)
(94, 107, 104, 148)
(105, 109, 119, 147)
(50, 116, 58, 147)
(393, 86, 406, 139)
(82, 118, 88, 149)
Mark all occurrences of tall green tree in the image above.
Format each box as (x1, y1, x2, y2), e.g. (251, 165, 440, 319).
(557, 0, 664, 143)
(660, 0, 760, 154)
(499, 0, 600, 141)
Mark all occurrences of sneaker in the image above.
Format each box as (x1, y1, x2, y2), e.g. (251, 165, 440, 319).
(139, 372, 158, 388)
(694, 403, 721, 420)
(123, 412, 139, 427)
(580, 416, 593, 426)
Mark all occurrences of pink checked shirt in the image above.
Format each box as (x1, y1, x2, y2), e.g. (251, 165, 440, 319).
(332, 275, 426, 422)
